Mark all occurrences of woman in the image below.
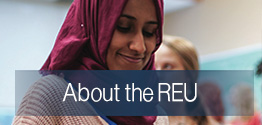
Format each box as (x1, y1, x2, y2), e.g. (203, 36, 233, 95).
(155, 35, 209, 125)
(198, 82, 225, 124)
(13, 0, 167, 124)
(155, 35, 198, 71)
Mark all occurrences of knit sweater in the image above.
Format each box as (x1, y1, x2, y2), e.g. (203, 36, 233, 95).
(13, 74, 168, 125)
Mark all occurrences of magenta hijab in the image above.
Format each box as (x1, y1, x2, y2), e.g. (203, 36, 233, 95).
(41, 0, 163, 124)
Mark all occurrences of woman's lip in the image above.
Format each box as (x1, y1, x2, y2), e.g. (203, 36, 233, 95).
(118, 53, 143, 63)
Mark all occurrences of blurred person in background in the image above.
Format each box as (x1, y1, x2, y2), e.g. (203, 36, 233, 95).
(198, 82, 224, 124)
(155, 35, 198, 71)
(229, 84, 261, 125)
(155, 35, 213, 125)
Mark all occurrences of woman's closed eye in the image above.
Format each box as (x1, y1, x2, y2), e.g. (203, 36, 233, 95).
(143, 30, 155, 37)
(117, 25, 131, 33)
(143, 25, 157, 38)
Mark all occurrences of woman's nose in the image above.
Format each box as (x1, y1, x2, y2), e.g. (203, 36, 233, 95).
(129, 31, 146, 54)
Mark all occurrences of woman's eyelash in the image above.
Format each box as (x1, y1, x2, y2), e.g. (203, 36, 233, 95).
(143, 30, 155, 37)
(117, 25, 156, 37)
(116, 25, 130, 33)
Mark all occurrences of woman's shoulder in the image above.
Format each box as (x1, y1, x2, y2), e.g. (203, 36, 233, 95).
(14, 74, 108, 124)
(32, 74, 68, 90)
(22, 74, 70, 99)
(16, 74, 99, 115)
(16, 75, 69, 115)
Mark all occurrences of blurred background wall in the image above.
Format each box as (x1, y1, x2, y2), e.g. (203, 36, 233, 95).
(164, 0, 261, 56)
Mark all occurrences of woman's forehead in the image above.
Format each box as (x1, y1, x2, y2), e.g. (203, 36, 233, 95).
(121, 0, 157, 22)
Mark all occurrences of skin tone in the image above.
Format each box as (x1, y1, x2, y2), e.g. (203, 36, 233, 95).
(155, 44, 185, 70)
(107, 0, 158, 70)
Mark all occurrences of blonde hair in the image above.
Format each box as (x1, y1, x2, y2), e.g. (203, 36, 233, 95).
(162, 35, 199, 70)
(163, 35, 207, 124)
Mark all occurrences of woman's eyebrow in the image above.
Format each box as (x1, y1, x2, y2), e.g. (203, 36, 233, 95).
(120, 14, 158, 25)
(120, 14, 136, 20)
(147, 21, 158, 25)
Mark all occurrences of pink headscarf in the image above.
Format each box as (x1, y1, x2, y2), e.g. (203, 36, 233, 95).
(41, 0, 163, 124)
(41, 0, 163, 71)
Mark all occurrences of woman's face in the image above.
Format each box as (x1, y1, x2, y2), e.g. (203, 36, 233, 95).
(107, 0, 158, 70)
(155, 44, 185, 70)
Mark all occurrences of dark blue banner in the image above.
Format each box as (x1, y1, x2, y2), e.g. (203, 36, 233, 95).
(15, 70, 254, 116)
